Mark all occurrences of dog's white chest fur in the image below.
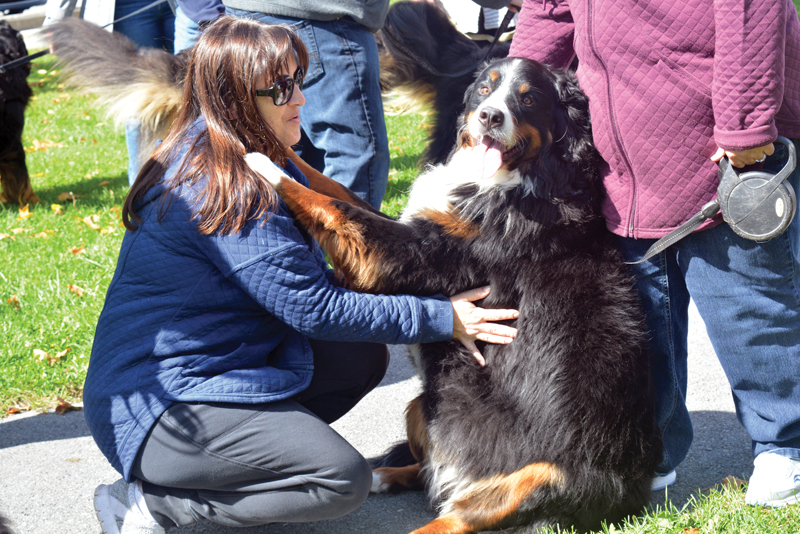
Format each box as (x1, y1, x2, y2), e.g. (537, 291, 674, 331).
(399, 149, 521, 221)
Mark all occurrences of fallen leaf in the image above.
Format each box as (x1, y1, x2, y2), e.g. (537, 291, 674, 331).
(70, 245, 85, 254)
(6, 407, 20, 415)
(34, 231, 49, 238)
(18, 204, 32, 219)
(7, 295, 19, 309)
(10, 228, 26, 234)
(34, 347, 70, 365)
(0, 233, 13, 241)
(81, 215, 101, 231)
(57, 192, 83, 203)
(55, 397, 82, 415)
(51, 204, 64, 216)
(721, 475, 747, 489)
(67, 284, 84, 297)
(33, 348, 49, 361)
(98, 180, 110, 187)
(684, 529, 700, 534)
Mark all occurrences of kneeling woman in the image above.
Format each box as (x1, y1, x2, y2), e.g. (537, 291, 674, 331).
(85, 15, 518, 534)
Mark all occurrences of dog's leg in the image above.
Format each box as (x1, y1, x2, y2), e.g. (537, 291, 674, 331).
(372, 395, 429, 493)
(287, 149, 387, 217)
(410, 462, 566, 534)
(246, 152, 418, 293)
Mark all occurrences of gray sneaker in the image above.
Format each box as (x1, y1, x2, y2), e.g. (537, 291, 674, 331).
(745, 449, 800, 507)
(94, 479, 165, 534)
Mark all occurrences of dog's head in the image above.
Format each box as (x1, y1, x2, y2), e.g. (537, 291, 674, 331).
(456, 58, 598, 200)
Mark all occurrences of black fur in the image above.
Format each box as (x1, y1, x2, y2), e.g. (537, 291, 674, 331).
(274, 58, 661, 533)
(378, 1, 509, 165)
(0, 20, 37, 204)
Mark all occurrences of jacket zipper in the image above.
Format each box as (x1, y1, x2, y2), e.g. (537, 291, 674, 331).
(586, 0, 638, 237)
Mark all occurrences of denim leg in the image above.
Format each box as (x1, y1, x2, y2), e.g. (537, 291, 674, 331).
(680, 140, 800, 460)
(226, 9, 390, 210)
(173, 6, 201, 54)
(617, 239, 694, 474)
(113, 0, 175, 53)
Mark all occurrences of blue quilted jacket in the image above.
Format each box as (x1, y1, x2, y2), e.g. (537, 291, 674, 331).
(84, 118, 453, 480)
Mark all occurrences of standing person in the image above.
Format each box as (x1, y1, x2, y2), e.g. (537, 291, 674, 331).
(221, 1, 391, 210)
(510, 0, 800, 505)
(87, 16, 518, 533)
(113, 0, 176, 186)
(173, 0, 224, 53)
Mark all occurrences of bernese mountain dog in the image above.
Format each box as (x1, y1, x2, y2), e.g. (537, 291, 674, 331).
(246, 57, 661, 534)
(0, 20, 38, 204)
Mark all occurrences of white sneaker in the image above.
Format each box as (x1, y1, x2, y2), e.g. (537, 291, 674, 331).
(94, 479, 165, 534)
(651, 470, 677, 491)
(745, 449, 800, 507)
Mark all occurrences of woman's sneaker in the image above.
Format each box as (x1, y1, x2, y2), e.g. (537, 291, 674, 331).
(651, 470, 677, 491)
(744, 449, 800, 507)
(94, 479, 165, 534)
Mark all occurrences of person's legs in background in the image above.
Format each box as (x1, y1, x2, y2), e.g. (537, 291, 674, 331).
(226, 9, 390, 210)
(173, 5, 202, 54)
(113, 0, 176, 185)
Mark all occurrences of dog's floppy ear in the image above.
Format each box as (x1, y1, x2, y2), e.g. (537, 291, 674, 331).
(531, 70, 599, 199)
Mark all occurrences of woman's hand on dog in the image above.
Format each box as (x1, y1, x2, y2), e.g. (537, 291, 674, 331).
(451, 286, 519, 366)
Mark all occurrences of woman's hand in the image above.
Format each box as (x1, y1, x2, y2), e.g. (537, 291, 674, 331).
(711, 142, 775, 168)
(450, 286, 519, 367)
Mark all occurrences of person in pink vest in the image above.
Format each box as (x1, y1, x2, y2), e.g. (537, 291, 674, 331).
(510, 0, 800, 505)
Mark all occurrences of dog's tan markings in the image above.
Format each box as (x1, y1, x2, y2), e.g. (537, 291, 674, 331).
(457, 113, 477, 150)
(418, 208, 479, 240)
(518, 83, 530, 93)
(287, 149, 378, 213)
(489, 70, 499, 82)
(269, 176, 385, 292)
(373, 463, 424, 492)
(450, 462, 565, 530)
(412, 463, 564, 533)
(410, 514, 472, 534)
(515, 124, 544, 161)
(405, 395, 430, 462)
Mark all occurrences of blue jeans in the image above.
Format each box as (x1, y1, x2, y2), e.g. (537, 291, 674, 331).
(173, 5, 201, 54)
(227, 9, 390, 210)
(618, 139, 800, 474)
(115, 0, 175, 184)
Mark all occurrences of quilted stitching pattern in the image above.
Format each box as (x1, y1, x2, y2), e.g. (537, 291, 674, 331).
(84, 127, 453, 479)
(510, 0, 800, 238)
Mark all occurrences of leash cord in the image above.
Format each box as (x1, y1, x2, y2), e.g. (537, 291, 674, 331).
(0, 0, 168, 73)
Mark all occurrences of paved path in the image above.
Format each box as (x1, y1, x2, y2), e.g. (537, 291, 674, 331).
(0, 302, 753, 534)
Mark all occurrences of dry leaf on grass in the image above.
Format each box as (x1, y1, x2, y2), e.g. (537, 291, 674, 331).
(98, 180, 111, 187)
(0, 233, 14, 241)
(67, 284, 84, 297)
(51, 204, 65, 216)
(18, 204, 32, 219)
(34, 347, 70, 365)
(10, 228, 26, 234)
(7, 295, 20, 309)
(70, 245, 85, 255)
(81, 214, 101, 231)
(55, 397, 82, 415)
(683, 529, 700, 534)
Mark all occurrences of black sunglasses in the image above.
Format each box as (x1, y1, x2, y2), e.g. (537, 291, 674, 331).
(255, 67, 304, 106)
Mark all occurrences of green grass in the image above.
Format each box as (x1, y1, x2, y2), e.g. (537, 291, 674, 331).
(4, 48, 800, 534)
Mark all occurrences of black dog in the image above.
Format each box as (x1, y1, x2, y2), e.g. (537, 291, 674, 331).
(0, 20, 38, 204)
(378, 1, 510, 166)
(247, 57, 661, 534)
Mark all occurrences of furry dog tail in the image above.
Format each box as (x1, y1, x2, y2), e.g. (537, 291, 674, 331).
(377, 1, 509, 164)
(46, 18, 185, 137)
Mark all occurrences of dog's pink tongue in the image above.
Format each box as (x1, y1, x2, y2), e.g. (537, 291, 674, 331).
(471, 137, 504, 180)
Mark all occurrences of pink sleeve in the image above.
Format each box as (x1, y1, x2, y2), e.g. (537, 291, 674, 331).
(712, 0, 787, 150)
(509, 0, 576, 70)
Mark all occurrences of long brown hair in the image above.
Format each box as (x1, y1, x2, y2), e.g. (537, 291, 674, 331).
(122, 16, 310, 234)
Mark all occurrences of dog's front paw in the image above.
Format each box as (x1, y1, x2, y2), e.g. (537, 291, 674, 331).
(244, 152, 287, 187)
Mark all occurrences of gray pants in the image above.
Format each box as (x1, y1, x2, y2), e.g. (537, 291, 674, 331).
(131, 340, 389, 529)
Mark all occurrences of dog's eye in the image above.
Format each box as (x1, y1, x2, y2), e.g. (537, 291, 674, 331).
(479, 86, 490, 95)
(522, 96, 533, 105)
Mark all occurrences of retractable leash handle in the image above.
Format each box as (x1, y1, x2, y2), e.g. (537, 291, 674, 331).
(627, 136, 797, 265)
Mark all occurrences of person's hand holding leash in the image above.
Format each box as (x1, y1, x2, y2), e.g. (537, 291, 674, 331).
(712, 142, 775, 168)
(451, 286, 518, 366)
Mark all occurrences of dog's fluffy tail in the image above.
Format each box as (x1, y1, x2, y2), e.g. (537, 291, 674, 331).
(368, 440, 417, 469)
(46, 18, 184, 136)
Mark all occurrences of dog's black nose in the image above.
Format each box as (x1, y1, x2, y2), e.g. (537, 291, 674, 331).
(479, 107, 504, 129)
